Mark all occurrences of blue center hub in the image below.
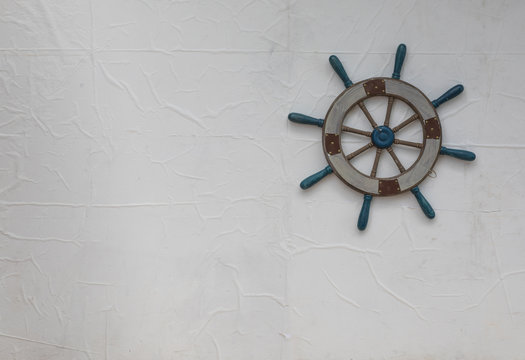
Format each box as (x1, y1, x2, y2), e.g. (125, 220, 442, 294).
(371, 126, 395, 149)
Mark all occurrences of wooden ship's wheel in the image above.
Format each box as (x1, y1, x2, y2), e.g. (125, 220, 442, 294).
(289, 44, 476, 231)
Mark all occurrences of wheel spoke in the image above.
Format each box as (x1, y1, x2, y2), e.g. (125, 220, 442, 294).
(394, 139, 423, 149)
(392, 114, 418, 133)
(384, 97, 394, 127)
(370, 148, 383, 178)
(386, 147, 406, 172)
(346, 142, 374, 160)
(358, 102, 379, 128)
(342, 126, 372, 137)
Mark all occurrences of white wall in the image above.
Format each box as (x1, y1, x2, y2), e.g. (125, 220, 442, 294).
(1, 0, 524, 359)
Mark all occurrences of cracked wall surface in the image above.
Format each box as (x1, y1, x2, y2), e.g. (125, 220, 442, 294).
(0, 0, 524, 359)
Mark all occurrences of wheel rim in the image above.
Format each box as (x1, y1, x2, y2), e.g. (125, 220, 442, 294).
(322, 77, 442, 196)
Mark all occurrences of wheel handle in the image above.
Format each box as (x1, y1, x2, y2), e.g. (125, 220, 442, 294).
(288, 113, 324, 127)
(432, 85, 464, 108)
(440, 146, 476, 161)
(392, 44, 406, 79)
(329, 55, 353, 88)
(300, 166, 333, 189)
(411, 187, 435, 219)
(357, 195, 373, 231)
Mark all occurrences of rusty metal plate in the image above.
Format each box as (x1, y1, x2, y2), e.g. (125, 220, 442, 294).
(425, 117, 441, 139)
(378, 179, 401, 195)
(363, 79, 386, 96)
(324, 133, 341, 155)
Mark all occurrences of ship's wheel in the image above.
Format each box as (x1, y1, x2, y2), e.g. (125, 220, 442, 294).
(288, 44, 476, 231)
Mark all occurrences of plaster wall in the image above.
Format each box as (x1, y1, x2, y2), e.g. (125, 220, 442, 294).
(0, 1, 524, 359)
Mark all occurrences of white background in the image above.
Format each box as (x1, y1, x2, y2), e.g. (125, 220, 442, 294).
(1, 0, 524, 359)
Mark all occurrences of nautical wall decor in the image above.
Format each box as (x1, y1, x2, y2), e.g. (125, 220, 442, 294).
(288, 44, 476, 231)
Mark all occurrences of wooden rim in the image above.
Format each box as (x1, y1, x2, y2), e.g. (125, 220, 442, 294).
(322, 77, 442, 196)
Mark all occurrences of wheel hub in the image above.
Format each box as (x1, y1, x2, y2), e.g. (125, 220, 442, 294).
(371, 125, 394, 149)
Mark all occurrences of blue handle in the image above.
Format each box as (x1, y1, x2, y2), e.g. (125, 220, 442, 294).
(440, 146, 476, 161)
(410, 187, 435, 219)
(300, 166, 333, 190)
(288, 113, 324, 127)
(357, 194, 373, 231)
(432, 84, 464, 108)
(329, 55, 353, 88)
(392, 44, 406, 79)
